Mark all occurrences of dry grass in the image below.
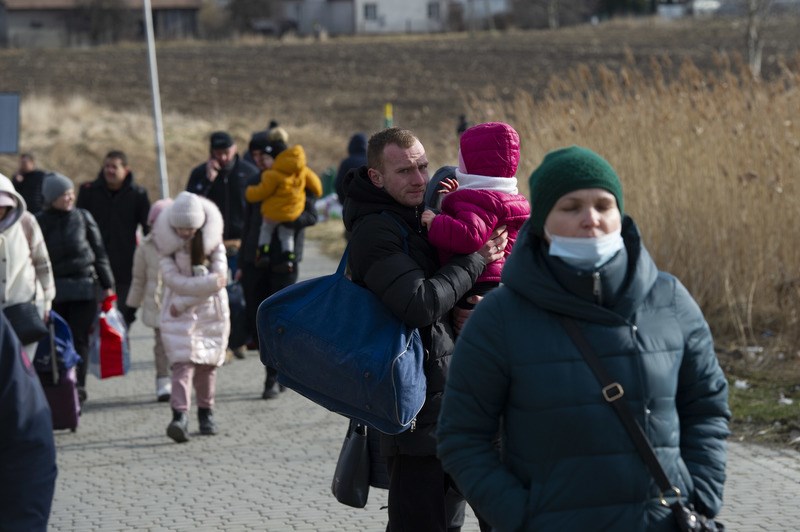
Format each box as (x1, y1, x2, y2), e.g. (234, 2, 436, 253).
(468, 52, 800, 354)
(306, 219, 348, 259)
(0, 95, 345, 199)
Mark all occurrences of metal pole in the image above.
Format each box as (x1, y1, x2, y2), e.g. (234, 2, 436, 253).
(143, 0, 169, 198)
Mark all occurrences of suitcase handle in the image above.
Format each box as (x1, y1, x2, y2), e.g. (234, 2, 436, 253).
(48, 319, 59, 386)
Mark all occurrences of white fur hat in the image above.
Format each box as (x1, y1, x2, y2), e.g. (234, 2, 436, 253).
(169, 191, 205, 229)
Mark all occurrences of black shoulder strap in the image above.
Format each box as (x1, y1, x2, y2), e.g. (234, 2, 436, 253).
(557, 315, 676, 497)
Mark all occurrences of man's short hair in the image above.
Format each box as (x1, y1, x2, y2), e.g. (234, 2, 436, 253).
(105, 150, 128, 166)
(20, 152, 34, 161)
(367, 128, 418, 171)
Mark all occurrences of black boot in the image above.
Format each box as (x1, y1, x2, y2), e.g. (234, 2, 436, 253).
(166, 409, 189, 443)
(262, 375, 280, 400)
(198, 407, 218, 435)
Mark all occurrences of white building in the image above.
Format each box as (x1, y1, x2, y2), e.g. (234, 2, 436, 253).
(278, 0, 510, 36)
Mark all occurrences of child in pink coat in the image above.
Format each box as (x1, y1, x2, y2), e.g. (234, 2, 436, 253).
(152, 192, 230, 443)
(422, 122, 530, 308)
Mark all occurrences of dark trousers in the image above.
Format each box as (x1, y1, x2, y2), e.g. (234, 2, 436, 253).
(114, 283, 134, 327)
(239, 261, 298, 347)
(239, 260, 298, 386)
(53, 299, 97, 388)
(386, 454, 455, 532)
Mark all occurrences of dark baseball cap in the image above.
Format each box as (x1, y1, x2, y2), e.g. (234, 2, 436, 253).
(210, 131, 234, 150)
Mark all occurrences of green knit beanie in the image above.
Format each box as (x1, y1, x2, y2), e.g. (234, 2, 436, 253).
(528, 146, 623, 236)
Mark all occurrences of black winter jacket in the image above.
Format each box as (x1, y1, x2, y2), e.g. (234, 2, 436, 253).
(186, 155, 260, 241)
(342, 166, 485, 456)
(76, 172, 150, 288)
(37, 208, 114, 302)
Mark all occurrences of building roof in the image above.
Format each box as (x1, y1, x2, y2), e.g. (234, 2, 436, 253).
(4, 0, 202, 9)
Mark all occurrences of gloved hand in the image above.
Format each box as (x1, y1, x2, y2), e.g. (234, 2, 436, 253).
(121, 306, 138, 327)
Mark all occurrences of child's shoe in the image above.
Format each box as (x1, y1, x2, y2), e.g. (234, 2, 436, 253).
(255, 244, 270, 269)
(198, 407, 218, 435)
(156, 377, 171, 402)
(271, 252, 296, 274)
(166, 409, 189, 443)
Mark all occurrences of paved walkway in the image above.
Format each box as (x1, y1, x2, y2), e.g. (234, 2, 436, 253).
(49, 240, 800, 531)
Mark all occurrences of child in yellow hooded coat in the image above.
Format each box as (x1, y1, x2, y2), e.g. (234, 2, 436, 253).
(245, 129, 322, 271)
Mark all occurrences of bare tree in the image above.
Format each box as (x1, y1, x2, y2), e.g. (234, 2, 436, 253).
(746, 0, 772, 79)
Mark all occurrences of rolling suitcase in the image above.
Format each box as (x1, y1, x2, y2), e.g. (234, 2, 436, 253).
(35, 312, 81, 432)
(38, 365, 80, 432)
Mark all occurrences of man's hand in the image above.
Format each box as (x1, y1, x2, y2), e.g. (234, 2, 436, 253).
(206, 158, 221, 182)
(477, 226, 508, 263)
(421, 209, 436, 229)
(453, 295, 483, 335)
(216, 275, 227, 289)
(234, 269, 243, 282)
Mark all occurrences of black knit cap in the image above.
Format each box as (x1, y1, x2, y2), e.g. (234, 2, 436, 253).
(264, 139, 287, 157)
(528, 146, 623, 236)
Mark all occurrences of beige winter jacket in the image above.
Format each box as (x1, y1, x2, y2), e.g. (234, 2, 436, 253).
(0, 175, 55, 318)
(125, 234, 163, 329)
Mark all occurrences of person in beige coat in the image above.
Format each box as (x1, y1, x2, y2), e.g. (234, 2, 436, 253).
(152, 191, 229, 443)
(0, 173, 55, 359)
(126, 198, 173, 402)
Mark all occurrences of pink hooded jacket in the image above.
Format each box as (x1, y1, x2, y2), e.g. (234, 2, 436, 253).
(427, 122, 530, 283)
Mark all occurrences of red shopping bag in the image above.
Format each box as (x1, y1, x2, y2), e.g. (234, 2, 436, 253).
(89, 294, 131, 379)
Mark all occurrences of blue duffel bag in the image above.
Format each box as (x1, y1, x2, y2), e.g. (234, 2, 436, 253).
(256, 221, 425, 435)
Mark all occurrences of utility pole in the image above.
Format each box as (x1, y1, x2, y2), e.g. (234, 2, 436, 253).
(143, 0, 169, 198)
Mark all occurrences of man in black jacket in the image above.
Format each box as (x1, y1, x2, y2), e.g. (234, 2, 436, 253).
(12, 152, 47, 214)
(186, 131, 260, 280)
(77, 150, 150, 326)
(340, 127, 506, 531)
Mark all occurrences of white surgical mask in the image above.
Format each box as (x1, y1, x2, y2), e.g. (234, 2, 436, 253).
(546, 229, 624, 270)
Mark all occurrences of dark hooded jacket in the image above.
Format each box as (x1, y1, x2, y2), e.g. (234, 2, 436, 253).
(186, 155, 260, 241)
(437, 217, 730, 531)
(12, 169, 47, 214)
(0, 313, 57, 531)
(76, 171, 150, 288)
(334, 134, 367, 203)
(342, 166, 485, 455)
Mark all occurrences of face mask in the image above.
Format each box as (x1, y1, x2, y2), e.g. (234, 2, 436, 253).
(546, 229, 624, 270)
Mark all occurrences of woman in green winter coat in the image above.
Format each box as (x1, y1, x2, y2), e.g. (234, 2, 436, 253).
(437, 146, 730, 532)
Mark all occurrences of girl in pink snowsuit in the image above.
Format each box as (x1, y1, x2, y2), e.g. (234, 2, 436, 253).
(422, 122, 530, 308)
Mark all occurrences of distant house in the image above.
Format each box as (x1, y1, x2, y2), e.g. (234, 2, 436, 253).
(0, 0, 202, 48)
(277, 0, 510, 36)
